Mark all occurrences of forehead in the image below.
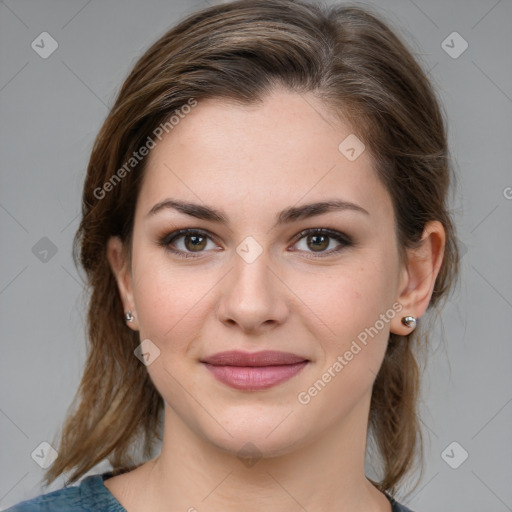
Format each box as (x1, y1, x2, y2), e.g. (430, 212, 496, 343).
(136, 88, 392, 225)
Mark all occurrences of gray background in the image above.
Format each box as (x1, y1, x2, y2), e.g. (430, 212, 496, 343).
(1, 0, 511, 510)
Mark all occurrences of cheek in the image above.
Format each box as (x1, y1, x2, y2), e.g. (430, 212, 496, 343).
(293, 265, 396, 418)
(292, 262, 398, 414)
(131, 254, 219, 352)
(131, 261, 218, 405)
(291, 256, 397, 344)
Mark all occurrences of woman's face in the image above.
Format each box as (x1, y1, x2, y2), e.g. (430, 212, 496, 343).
(110, 88, 411, 457)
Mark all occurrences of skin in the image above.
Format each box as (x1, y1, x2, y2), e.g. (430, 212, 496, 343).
(105, 87, 445, 512)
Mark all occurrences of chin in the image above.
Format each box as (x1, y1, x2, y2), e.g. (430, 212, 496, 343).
(199, 412, 312, 460)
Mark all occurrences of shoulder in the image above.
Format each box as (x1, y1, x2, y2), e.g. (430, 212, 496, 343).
(3, 472, 126, 512)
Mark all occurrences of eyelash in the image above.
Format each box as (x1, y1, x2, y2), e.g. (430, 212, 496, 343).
(157, 228, 353, 260)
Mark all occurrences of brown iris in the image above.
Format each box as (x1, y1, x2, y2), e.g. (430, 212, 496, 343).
(184, 233, 207, 252)
(307, 233, 329, 252)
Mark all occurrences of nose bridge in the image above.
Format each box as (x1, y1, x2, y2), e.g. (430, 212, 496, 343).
(216, 236, 288, 330)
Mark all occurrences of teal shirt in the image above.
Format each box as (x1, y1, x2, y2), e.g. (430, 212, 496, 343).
(4, 471, 415, 511)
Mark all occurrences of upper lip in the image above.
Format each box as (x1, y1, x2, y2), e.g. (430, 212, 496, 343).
(201, 350, 308, 366)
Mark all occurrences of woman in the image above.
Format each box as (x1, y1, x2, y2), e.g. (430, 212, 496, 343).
(6, 0, 459, 511)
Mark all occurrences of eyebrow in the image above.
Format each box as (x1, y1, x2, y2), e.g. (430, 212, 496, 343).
(146, 198, 369, 227)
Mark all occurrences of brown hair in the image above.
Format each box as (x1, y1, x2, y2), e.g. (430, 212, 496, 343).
(43, 0, 460, 497)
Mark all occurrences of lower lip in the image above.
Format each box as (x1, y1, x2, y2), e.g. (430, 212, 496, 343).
(202, 361, 308, 390)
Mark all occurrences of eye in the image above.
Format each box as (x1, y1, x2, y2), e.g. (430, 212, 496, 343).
(158, 227, 353, 260)
(158, 229, 218, 259)
(290, 228, 352, 257)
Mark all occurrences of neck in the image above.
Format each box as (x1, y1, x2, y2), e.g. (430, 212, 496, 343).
(138, 390, 391, 512)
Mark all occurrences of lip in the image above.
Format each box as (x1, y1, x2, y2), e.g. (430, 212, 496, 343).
(201, 350, 308, 366)
(200, 350, 309, 391)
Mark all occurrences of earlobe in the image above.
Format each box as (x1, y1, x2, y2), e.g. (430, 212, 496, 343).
(107, 236, 139, 330)
(391, 221, 446, 336)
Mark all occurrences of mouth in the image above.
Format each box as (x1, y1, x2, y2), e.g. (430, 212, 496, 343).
(200, 350, 309, 391)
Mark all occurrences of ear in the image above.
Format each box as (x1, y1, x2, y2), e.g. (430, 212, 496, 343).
(107, 236, 139, 331)
(391, 220, 446, 335)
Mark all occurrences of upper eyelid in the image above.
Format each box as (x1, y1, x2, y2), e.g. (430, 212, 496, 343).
(293, 227, 350, 242)
(166, 228, 219, 244)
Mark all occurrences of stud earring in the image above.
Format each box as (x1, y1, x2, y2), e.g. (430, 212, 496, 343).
(401, 316, 416, 330)
(125, 311, 134, 323)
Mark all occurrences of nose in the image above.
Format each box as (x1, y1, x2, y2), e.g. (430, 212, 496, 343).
(215, 246, 289, 334)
